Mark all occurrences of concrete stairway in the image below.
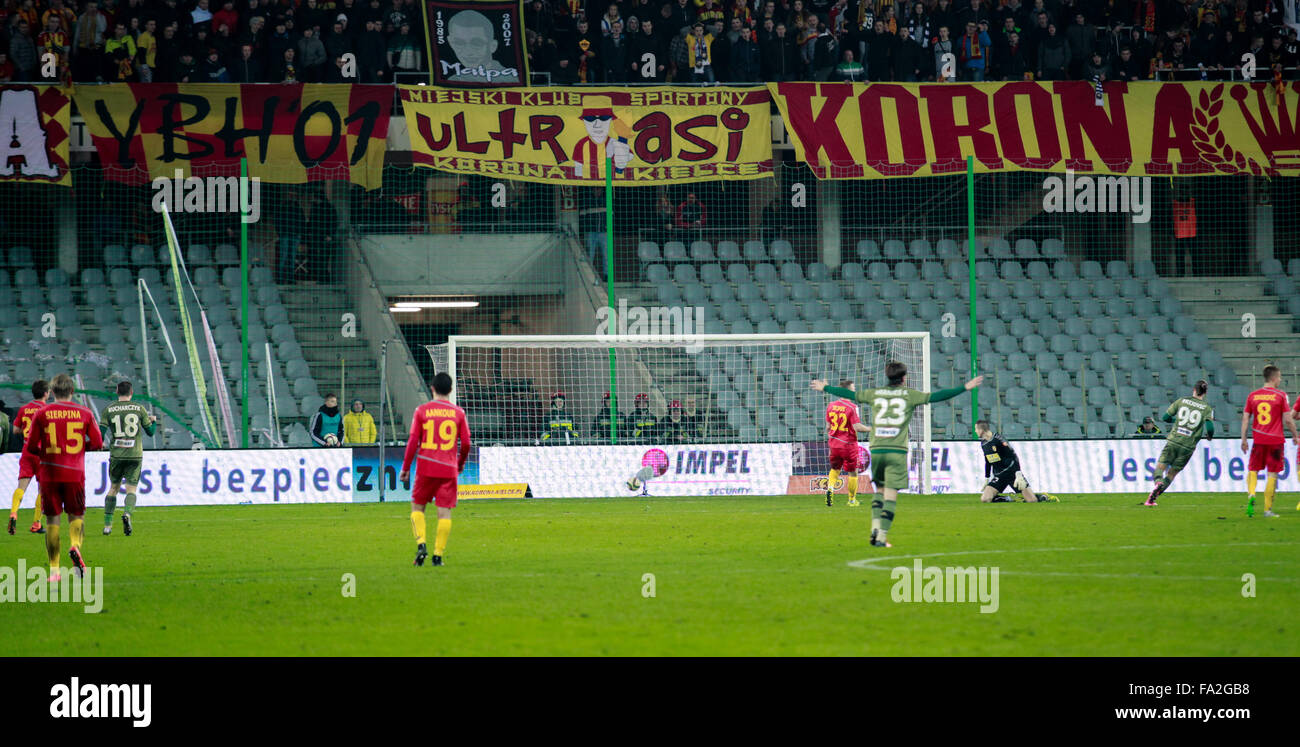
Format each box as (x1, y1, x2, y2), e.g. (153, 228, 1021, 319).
(279, 284, 389, 421)
(1167, 276, 1300, 382)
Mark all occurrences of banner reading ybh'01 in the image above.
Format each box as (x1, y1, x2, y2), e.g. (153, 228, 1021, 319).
(400, 86, 773, 184)
(423, 0, 527, 87)
(771, 80, 1300, 178)
(73, 84, 394, 189)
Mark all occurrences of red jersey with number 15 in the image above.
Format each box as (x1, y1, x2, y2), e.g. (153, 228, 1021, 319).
(401, 399, 472, 479)
(826, 398, 861, 449)
(23, 401, 102, 484)
(1244, 386, 1291, 445)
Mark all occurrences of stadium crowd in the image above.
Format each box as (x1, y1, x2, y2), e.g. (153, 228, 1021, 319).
(0, 0, 425, 83)
(531, 0, 1300, 82)
(0, 0, 1295, 85)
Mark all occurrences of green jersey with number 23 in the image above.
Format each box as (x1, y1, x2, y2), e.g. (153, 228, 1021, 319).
(854, 387, 931, 452)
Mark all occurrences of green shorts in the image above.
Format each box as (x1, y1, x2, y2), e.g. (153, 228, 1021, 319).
(109, 458, 142, 486)
(1157, 442, 1195, 473)
(870, 450, 910, 491)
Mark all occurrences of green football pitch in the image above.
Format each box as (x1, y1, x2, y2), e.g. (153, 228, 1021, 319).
(1, 493, 1297, 656)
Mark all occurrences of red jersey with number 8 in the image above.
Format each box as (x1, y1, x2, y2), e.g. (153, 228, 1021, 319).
(401, 399, 472, 479)
(23, 401, 102, 483)
(1244, 387, 1290, 445)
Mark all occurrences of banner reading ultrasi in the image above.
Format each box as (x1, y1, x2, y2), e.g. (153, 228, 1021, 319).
(400, 86, 773, 184)
(74, 84, 394, 189)
(0, 85, 71, 186)
(770, 80, 1300, 178)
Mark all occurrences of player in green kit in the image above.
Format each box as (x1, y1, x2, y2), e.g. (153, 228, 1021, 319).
(101, 381, 157, 536)
(1145, 379, 1213, 507)
(813, 362, 982, 548)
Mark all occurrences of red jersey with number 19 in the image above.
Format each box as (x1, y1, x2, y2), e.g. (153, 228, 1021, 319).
(1244, 386, 1290, 445)
(401, 399, 472, 479)
(23, 401, 102, 484)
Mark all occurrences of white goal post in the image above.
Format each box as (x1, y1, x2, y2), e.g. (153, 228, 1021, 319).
(427, 333, 935, 494)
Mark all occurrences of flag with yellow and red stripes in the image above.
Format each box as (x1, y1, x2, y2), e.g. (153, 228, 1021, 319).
(73, 83, 393, 189)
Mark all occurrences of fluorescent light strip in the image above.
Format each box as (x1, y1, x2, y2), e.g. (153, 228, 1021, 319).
(393, 301, 480, 309)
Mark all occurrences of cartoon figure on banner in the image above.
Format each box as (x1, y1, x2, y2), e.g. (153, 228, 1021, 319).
(570, 95, 634, 180)
(443, 9, 520, 84)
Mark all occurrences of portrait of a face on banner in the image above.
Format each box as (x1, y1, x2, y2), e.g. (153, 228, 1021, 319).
(424, 0, 527, 86)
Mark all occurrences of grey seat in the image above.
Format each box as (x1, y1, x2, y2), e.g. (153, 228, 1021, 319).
(637, 241, 662, 263)
(690, 240, 715, 262)
(770, 240, 795, 262)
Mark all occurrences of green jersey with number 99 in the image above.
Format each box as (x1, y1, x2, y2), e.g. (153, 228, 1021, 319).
(1164, 397, 1212, 450)
(855, 387, 931, 452)
(103, 401, 156, 459)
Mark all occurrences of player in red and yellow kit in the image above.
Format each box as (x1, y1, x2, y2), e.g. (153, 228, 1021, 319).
(1294, 394, 1300, 511)
(22, 374, 102, 579)
(824, 378, 871, 508)
(8, 379, 50, 535)
(400, 372, 472, 567)
(1240, 365, 1298, 517)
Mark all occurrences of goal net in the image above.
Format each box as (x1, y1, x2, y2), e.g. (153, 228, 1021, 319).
(426, 333, 934, 494)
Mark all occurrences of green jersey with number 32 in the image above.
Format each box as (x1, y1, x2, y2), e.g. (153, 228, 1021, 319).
(854, 387, 931, 452)
(1164, 397, 1212, 450)
(103, 401, 154, 459)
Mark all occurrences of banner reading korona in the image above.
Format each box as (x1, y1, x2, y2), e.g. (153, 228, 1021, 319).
(0, 85, 71, 186)
(423, 0, 527, 87)
(73, 84, 393, 189)
(401, 86, 773, 184)
(771, 80, 1300, 179)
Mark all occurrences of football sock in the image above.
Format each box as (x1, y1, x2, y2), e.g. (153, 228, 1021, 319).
(31, 494, 41, 525)
(870, 498, 883, 533)
(880, 499, 897, 534)
(434, 518, 451, 556)
(1247, 471, 1258, 496)
(104, 493, 117, 527)
(410, 511, 426, 545)
(124, 492, 137, 515)
(827, 469, 840, 490)
(46, 524, 60, 571)
(69, 518, 84, 551)
(846, 475, 858, 499)
(1264, 475, 1277, 512)
(9, 487, 22, 516)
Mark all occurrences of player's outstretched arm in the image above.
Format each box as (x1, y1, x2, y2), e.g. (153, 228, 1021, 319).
(399, 409, 422, 482)
(810, 379, 827, 391)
